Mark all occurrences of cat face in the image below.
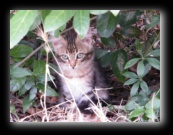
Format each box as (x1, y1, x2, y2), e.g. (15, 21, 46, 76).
(51, 30, 94, 70)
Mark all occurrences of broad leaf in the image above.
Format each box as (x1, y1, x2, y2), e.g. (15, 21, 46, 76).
(124, 78, 138, 85)
(10, 44, 33, 58)
(140, 80, 149, 94)
(43, 10, 75, 32)
(143, 62, 152, 76)
(10, 67, 32, 78)
(119, 10, 142, 27)
(137, 90, 150, 105)
(98, 52, 111, 67)
(135, 91, 150, 106)
(37, 83, 58, 97)
(96, 11, 119, 38)
(101, 37, 116, 47)
(147, 49, 160, 57)
(10, 10, 38, 49)
(90, 10, 108, 15)
(95, 49, 110, 59)
(110, 49, 128, 82)
(145, 97, 160, 110)
(145, 108, 157, 119)
(137, 60, 145, 77)
(135, 39, 142, 55)
(124, 58, 140, 69)
(22, 94, 34, 113)
(122, 71, 138, 78)
(10, 77, 26, 92)
(29, 12, 42, 31)
(120, 26, 141, 38)
(54, 24, 66, 38)
(24, 80, 35, 90)
(128, 106, 144, 119)
(110, 10, 120, 16)
(33, 60, 46, 76)
(95, 50, 111, 67)
(29, 87, 37, 101)
(146, 15, 160, 29)
(18, 86, 28, 97)
(146, 58, 160, 70)
(130, 81, 140, 97)
(73, 10, 90, 39)
(125, 98, 137, 111)
(36, 74, 55, 83)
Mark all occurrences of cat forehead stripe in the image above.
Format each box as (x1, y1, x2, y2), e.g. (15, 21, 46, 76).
(64, 32, 78, 53)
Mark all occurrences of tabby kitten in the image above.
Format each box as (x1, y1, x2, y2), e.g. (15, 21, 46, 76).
(51, 29, 109, 114)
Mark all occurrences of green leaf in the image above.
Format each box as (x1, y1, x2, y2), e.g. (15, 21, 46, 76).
(10, 44, 33, 58)
(110, 10, 120, 16)
(36, 74, 55, 83)
(41, 10, 51, 21)
(137, 90, 150, 106)
(145, 108, 157, 119)
(29, 12, 42, 31)
(95, 49, 110, 59)
(143, 62, 152, 76)
(10, 10, 38, 49)
(10, 67, 32, 78)
(146, 15, 160, 29)
(73, 10, 90, 39)
(22, 94, 34, 113)
(99, 53, 111, 68)
(24, 80, 35, 90)
(10, 77, 26, 92)
(90, 10, 108, 15)
(110, 49, 128, 82)
(145, 97, 160, 110)
(43, 10, 75, 32)
(140, 80, 149, 94)
(135, 91, 150, 106)
(146, 58, 160, 70)
(24, 58, 35, 68)
(29, 87, 37, 101)
(119, 10, 142, 27)
(120, 26, 141, 38)
(18, 86, 28, 97)
(122, 71, 138, 78)
(124, 78, 138, 85)
(96, 11, 119, 38)
(101, 37, 116, 47)
(37, 83, 58, 97)
(128, 106, 144, 119)
(124, 58, 140, 69)
(137, 60, 145, 77)
(135, 39, 142, 55)
(130, 81, 140, 96)
(33, 60, 46, 76)
(125, 98, 137, 111)
(147, 49, 160, 57)
(54, 24, 66, 38)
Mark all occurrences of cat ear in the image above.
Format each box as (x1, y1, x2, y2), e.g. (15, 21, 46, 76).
(49, 35, 64, 47)
(81, 28, 93, 46)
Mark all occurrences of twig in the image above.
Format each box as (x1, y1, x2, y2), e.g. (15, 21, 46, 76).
(14, 44, 45, 68)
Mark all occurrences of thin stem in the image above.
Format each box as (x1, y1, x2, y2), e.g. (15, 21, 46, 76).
(14, 44, 44, 68)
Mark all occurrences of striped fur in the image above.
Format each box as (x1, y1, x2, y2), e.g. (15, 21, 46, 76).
(51, 30, 109, 114)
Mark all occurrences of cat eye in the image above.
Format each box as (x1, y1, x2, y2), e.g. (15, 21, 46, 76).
(77, 53, 84, 59)
(61, 54, 69, 60)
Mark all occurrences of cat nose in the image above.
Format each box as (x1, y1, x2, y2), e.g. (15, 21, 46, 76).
(70, 60, 76, 69)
